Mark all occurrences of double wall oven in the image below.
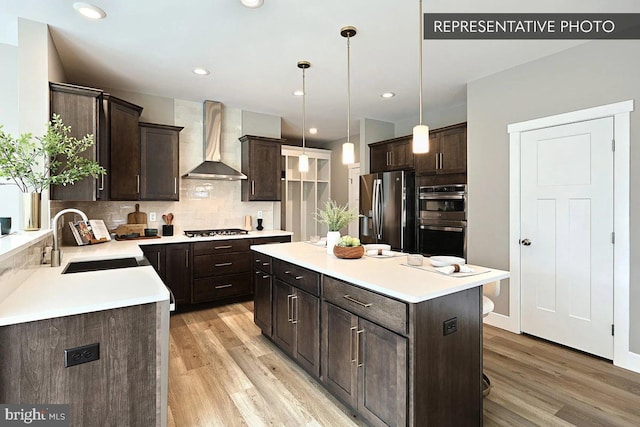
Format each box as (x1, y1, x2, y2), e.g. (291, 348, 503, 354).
(418, 184, 466, 258)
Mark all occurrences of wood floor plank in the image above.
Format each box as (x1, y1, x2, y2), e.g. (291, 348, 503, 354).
(167, 305, 640, 427)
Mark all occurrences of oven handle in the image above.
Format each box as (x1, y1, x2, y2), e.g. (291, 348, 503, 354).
(419, 193, 466, 200)
(420, 225, 464, 232)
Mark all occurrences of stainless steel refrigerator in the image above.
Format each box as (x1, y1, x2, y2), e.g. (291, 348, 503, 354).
(359, 170, 416, 252)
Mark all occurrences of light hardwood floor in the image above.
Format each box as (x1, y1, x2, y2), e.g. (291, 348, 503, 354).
(168, 302, 640, 426)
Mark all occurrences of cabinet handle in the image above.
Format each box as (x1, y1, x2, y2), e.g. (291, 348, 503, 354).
(291, 295, 298, 324)
(251, 180, 255, 195)
(255, 259, 261, 263)
(284, 270, 291, 274)
(435, 153, 439, 170)
(215, 284, 233, 289)
(174, 177, 177, 194)
(215, 262, 233, 267)
(262, 275, 269, 279)
(439, 153, 444, 169)
(98, 175, 104, 191)
(343, 294, 372, 308)
(262, 262, 270, 266)
(389, 151, 393, 165)
(287, 294, 293, 322)
(185, 249, 189, 268)
(156, 253, 161, 271)
(350, 326, 357, 364)
(136, 174, 140, 194)
(215, 245, 233, 250)
(356, 329, 364, 367)
(294, 276, 303, 280)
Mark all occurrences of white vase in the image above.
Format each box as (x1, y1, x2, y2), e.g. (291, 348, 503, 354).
(326, 231, 341, 255)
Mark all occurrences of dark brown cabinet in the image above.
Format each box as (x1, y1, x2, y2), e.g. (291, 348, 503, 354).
(270, 259, 320, 377)
(415, 123, 467, 176)
(141, 243, 191, 306)
(253, 253, 272, 336)
(140, 123, 183, 201)
(240, 135, 283, 201)
(105, 94, 144, 200)
(369, 136, 414, 173)
(49, 82, 106, 201)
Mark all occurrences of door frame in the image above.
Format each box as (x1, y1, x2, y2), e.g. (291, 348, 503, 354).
(502, 100, 638, 372)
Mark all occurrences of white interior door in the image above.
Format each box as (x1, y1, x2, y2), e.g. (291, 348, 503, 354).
(348, 164, 360, 237)
(520, 117, 614, 359)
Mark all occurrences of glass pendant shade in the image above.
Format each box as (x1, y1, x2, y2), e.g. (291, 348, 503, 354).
(412, 124, 430, 153)
(342, 142, 355, 164)
(299, 153, 309, 172)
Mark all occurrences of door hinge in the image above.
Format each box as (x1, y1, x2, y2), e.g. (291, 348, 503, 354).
(612, 139, 615, 152)
(612, 324, 615, 336)
(612, 232, 615, 244)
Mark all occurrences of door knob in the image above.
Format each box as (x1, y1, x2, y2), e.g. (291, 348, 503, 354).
(521, 238, 532, 246)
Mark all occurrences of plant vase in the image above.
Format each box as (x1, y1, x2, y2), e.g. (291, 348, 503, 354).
(326, 231, 341, 255)
(22, 192, 41, 231)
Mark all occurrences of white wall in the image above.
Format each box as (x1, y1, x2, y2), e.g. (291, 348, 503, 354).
(241, 111, 281, 139)
(103, 87, 175, 125)
(467, 39, 640, 353)
(0, 43, 20, 226)
(359, 118, 394, 175)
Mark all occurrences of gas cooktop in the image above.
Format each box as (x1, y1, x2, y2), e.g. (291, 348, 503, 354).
(183, 228, 249, 238)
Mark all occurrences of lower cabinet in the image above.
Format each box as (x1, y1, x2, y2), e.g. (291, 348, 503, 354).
(142, 243, 191, 306)
(322, 303, 407, 427)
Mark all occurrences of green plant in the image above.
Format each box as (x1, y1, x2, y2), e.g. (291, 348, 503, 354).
(0, 114, 106, 193)
(337, 235, 361, 247)
(314, 200, 358, 232)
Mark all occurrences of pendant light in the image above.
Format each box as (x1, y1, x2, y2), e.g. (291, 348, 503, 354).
(341, 26, 357, 165)
(412, 0, 429, 154)
(298, 60, 310, 173)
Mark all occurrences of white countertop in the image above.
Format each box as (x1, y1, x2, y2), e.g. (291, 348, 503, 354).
(251, 242, 510, 303)
(0, 229, 292, 326)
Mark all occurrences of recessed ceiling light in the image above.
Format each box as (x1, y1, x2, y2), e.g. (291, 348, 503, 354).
(309, 128, 318, 135)
(292, 90, 304, 96)
(241, 0, 264, 8)
(193, 68, 210, 76)
(73, 2, 106, 20)
(381, 92, 395, 98)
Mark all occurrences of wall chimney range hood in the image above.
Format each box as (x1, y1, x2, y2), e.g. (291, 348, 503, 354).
(183, 100, 247, 180)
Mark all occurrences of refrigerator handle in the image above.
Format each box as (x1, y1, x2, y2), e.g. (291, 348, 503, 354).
(375, 179, 384, 240)
(372, 179, 379, 239)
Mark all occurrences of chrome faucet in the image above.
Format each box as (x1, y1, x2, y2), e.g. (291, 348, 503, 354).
(51, 208, 88, 267)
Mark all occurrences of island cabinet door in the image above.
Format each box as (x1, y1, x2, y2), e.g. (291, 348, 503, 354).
(272, 279, 295, 354)
(321, 302, 358, 408)
(293, 288, 320, 377)
(254, 270, 272, 336)
(357, 318, 408, 427)
(164, 243, 192, 305)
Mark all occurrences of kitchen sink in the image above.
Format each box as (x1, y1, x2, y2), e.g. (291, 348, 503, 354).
(62, 257, 147, 274)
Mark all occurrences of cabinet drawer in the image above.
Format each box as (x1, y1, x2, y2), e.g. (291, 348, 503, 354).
(192, 273, 252, 303)
(193, 239, 251, 255)
(193, 252, 251, 278)
(252, 235, 292, 245)
(273, 259, 319, 297)
(253, 252, 272, 274)
(323, 275, 408, 335)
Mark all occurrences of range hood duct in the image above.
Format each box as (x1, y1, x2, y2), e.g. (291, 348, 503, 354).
(183, 100, 247, 180)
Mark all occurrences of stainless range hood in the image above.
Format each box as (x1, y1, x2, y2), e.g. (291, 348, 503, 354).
(183, 100, 247, 180)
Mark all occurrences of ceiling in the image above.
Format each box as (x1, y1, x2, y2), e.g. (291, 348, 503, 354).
(3, 0, 640, 143)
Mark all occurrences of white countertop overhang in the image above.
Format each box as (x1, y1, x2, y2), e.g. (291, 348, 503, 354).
(251, 242, 510, 303)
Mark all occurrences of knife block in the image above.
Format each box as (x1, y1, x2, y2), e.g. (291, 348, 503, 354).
(162, 225, 174, 236)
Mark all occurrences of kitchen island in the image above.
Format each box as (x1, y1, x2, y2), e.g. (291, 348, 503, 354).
(251, 241, 509, 427)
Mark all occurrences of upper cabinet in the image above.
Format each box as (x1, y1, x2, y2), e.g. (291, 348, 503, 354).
(139, 123, 183, 201)
(106, 94, 144, 200)
(415, 123, 467, 176)
(369, 136, 414, 173)
(240, 135, 283, 201)
(49, 82, 106, 201)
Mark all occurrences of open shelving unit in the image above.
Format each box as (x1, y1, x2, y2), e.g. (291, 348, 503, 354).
(281, 145, 331, 242)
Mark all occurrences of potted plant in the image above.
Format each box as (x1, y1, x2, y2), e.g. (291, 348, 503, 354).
(0, 114, 106, 230)
(314, 199, 359, 254)
(333, 235, 364, 259)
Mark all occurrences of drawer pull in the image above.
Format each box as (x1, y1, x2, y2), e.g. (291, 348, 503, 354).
(215, 245, 233, 250)
(343, 295, 372, 308)
(295, 276, 303, 280)
(262, 262, 270, 266)
(215, 284, 233, 289)
(350, 326, 357, 364)
(255, 259, 261, 263)
(215, 262, 233, 267)
(284, 270, 291, 274)
(262, 275, 269, 279)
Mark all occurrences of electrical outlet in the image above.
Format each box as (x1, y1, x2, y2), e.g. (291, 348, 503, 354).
(257, 210, 263, 219)
(149, 212, 157, 222)
(65, 343, 100, 368)
(443, 317, 457, 336)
